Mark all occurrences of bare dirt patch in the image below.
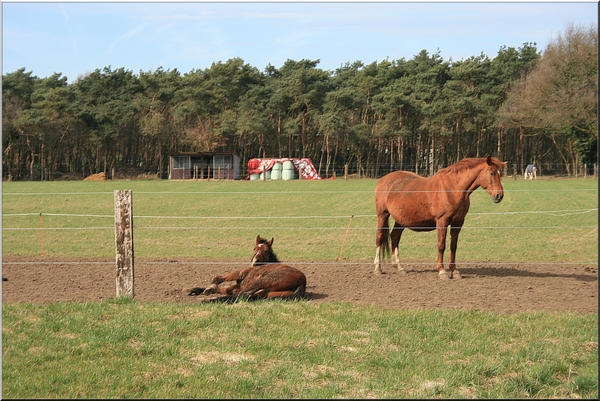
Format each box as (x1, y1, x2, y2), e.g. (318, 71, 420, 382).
(2, 256, 597, 314)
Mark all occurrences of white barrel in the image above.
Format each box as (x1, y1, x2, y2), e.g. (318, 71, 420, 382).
(282, 160, 298, 180)
(249, 174, 260, 181)
(271, 166, 282, 180)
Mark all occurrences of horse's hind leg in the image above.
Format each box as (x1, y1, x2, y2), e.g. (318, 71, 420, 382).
(373, 245, 383, 274)
(374, 211, 390, 274)
(262, 286, 305, 300)
(235, 288, 303, 301)
(390, 223, 405, 274)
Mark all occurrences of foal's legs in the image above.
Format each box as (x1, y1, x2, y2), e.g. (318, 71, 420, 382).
(238, 284, 305, 300)
(245, 286, 305, 300)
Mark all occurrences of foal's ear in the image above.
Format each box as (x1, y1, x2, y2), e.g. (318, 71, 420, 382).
(256, 234, 261, 244)
(268, 237, 274, 246)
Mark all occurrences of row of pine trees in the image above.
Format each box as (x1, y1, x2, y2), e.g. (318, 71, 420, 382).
(2, 24, 597, 180)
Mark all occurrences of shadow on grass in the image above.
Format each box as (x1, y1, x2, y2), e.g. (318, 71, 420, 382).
(458, 266, 597, 282)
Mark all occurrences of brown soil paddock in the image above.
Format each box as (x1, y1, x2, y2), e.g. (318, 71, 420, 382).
(2, 256, 597, 314)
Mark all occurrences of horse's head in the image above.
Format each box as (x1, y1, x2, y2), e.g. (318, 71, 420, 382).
(251, 235, 278, 266)
(478, 155, 507, 203)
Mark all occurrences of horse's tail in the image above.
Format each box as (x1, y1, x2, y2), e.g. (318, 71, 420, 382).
(376, 211, 391, 259)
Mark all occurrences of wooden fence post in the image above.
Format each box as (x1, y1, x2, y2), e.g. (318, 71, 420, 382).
(114, 190, 134, 298)
(344, 164, 348, 181)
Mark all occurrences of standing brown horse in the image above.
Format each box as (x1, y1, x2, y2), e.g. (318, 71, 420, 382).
(194, 235, 307, 300)
(374, 156, 507, 279)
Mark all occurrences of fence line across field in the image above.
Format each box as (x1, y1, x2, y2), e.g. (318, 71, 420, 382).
(2, 188, 598, 197)
(3, 207, 597, 220)
(3, 260, 597, 267)
(3, 225, 598, 231)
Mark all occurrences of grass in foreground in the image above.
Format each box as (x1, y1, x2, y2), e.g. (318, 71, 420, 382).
(2, 299, 597, 398)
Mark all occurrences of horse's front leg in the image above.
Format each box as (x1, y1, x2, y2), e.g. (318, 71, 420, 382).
(203, 269, 247, 295)
(448, 225, 462, 279)
(436, 224, 449, 279)
(201, 275, 226, 295)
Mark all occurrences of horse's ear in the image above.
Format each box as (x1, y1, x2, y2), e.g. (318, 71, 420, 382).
(485, 155, 492, 164)
(268, 237, 274, 246)
(256, 235, 261, 244)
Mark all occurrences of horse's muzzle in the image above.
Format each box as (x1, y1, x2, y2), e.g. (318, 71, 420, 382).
(493, 193, 504, 203)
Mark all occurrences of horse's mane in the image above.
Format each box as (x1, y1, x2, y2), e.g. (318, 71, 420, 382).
(436, 157, 503, 176)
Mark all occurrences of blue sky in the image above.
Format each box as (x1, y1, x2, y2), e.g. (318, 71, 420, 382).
(2, 1, 597, 83)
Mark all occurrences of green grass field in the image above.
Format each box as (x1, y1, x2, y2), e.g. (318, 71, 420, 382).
(2, 177, 598, 398)
(2, 177, 597, 264)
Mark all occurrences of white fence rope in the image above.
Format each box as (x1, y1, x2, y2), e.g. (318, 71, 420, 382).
(2, 260, 595, 267)
(2, 225, 597, 231)
(2, 188, 597, 195)
(3, 208, 598, 219)
(3, 190, 596, 267)
(2, 208, 597, 231)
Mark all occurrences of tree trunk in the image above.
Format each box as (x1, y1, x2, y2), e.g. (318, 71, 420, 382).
(497, 126, 502, 161)
(277, 114, 282, 158)
(398, 136, 403, 171)
(456, 117, 461, 161)
(325, 135, 331, 178)
(550, 134, 571, 176)
(519, 126, 524, 173)
(415, 131, 422, 174)
(430, 132, 435, 176)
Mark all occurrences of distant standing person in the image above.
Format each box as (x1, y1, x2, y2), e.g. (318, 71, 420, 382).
(525, 164, 537, 180)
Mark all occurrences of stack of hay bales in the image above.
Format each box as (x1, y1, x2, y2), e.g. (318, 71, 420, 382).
(83, 172, 107, 181)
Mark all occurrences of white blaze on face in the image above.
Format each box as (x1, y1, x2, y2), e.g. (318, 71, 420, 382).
(252, 243, 268, 266)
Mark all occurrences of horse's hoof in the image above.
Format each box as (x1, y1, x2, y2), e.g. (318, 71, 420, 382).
(187, 287, 205, 296)
(397, 269, 407, 275)
(438, 271, 449, 280)
(452, 271, 462, 279)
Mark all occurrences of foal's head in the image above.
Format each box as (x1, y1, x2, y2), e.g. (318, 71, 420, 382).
(251, 235, 280, 266)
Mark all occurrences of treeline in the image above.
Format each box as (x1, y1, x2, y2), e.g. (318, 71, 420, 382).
(2, 24, 597, 181)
